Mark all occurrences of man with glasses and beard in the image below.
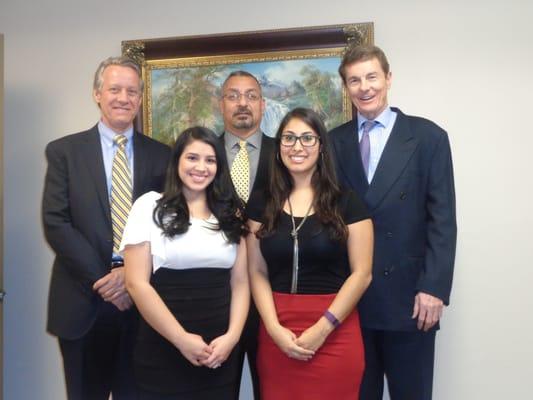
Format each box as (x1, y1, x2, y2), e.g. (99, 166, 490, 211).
(219, 70, 275, 399)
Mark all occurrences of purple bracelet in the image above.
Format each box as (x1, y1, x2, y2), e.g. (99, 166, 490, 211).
(324, 310, 341, 329)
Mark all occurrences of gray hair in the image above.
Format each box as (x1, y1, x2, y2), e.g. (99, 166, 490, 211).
(221, 70, 262, 94)
(93, 56, 143, 92)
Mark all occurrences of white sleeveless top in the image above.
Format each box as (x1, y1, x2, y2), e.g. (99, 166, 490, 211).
(119, 191, 237, 272)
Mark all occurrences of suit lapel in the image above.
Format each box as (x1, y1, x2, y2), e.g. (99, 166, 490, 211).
(82, 126, 111, 224)
(334, 119, 369, 194)
(253, 134, 274, 192)
(365, 109, 418, 209)
(132, 132, 147, 200)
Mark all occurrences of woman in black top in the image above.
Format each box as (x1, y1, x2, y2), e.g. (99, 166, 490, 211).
(247, 108, 373, 399)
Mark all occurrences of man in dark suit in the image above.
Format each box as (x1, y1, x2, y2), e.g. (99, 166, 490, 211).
(219, 70, 275, 399)
(42, 56, 170, 400)
(330, 45, 456, 400)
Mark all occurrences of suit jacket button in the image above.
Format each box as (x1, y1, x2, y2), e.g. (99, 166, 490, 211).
(400, 192, 407, 200)
(386, 231, 393, 238)
(384, 268, 390, 276)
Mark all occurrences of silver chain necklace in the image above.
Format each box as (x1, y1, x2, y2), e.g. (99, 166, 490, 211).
(287, 197, 314, 294)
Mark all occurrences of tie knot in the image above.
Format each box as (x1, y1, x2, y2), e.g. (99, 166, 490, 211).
(238, 140, 247, 149)
(362, 120, 378, 134)
(114, 134, 128, 148)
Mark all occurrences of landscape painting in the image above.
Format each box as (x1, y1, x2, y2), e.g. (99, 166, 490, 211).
(145, 50, 350, 145)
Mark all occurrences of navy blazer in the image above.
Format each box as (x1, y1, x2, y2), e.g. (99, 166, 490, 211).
(330, 108, 456, 331)
(42, 125, 170, 339)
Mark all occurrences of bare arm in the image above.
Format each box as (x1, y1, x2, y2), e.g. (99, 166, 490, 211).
(247, 219, 314, 361)
(204, 238, 250, 368)
(124, 242, 212, 366)
(295, 218, 373, 351)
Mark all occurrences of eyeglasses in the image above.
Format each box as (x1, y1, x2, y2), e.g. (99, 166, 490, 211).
(222, 91, 262, 102)
(280, 134, 320, 147)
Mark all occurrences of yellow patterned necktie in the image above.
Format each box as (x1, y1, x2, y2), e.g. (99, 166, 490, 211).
(111, 134, 132, 253)
(230, 140, 250, 202)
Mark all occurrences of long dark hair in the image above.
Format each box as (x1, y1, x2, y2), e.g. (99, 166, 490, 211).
(259, 108, 347, 241)
(153, 126, 245, 244)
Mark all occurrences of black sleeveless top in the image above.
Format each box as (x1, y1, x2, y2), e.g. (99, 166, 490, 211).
(247, 190, 369, 294)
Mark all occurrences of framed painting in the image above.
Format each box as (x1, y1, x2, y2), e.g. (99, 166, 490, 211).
(122, 23, 373, 145)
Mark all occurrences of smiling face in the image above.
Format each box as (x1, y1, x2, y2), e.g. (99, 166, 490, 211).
(219, 75, 265, 139)
(178, 140, 217, 197)
(93, 65, 142, 133)
(279, 117, 321, 178)
(344, 57, 392, 120)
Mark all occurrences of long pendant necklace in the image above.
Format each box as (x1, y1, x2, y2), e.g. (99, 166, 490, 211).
(287, 197, 314, 294)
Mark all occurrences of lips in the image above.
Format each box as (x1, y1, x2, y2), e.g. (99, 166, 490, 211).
(359, 94, 375, 102)
(113, 106, 131, 112)
(190, 173, 208, 183)
(289, 155, 307, 163)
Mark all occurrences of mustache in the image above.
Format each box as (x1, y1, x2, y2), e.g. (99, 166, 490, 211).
(233, 107, 252, 116)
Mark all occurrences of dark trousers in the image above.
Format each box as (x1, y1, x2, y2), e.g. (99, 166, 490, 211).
(234, 303, 260, 399)
(58, 302, 138, 400)
(360, 328, 436, 400)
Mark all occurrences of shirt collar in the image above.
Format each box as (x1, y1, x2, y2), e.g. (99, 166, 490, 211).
(98, 120, 134, 147)
(357, 107, 394, 131)
(224, 129, 262, 149)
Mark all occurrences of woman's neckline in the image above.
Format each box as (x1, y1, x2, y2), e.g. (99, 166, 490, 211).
(282, 209, 316, 218)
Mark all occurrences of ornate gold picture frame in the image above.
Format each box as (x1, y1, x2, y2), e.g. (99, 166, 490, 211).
(122, 23, 373, 145)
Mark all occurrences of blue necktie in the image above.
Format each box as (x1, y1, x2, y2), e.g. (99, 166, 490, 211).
(360, 120, 377, 178)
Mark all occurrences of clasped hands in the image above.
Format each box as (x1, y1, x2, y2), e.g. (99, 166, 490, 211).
(176, 332, 237, 369)
(270, 319, 334, 362)
(93, 267, 132, 311)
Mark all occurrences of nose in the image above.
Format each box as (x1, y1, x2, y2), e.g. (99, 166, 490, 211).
(195, 160, 207, 171)
(360, 78, 370, 91)
(292, 137, 304, 151)
(238, 94, 248, 106)
(117, 88, 128, 102)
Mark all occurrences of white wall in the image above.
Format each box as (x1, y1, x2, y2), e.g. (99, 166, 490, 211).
(2, 0, 532, 398)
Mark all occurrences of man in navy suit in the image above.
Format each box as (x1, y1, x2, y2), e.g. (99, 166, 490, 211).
(330, 44, 456, 400)
(43, 56, 170, 399)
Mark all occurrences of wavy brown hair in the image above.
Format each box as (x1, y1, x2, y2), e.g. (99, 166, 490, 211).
(258, 108, 347, 241)
(153, 127, 246, 244)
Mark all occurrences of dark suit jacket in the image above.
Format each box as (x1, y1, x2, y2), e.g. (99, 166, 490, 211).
(330, 108, 456, 331)
(43, 125, 170, 340)
(220, 132, 275, 194)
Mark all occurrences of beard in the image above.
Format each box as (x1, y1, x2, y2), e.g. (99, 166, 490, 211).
(231, 108, 255, 130)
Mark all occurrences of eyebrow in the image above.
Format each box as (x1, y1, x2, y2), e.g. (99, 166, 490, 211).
(225, 88, 260, 93)
(185, 152, 216, 158)
(282, 130, 316, 136)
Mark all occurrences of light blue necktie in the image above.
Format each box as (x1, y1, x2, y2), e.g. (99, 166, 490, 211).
(360, 120, 377, 177)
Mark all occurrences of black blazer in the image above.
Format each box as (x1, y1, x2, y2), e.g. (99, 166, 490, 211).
(42, 125, 170, 339)
(330, 108, 457, 331)
(220, 132, 275, 194)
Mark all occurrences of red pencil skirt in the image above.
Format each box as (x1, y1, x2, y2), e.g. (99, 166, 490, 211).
(257, 292, 365, 400)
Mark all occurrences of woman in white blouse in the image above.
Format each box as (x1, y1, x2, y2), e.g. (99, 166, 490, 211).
(120, 127, 249, 400)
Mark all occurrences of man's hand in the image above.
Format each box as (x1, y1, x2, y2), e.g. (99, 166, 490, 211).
(412, 292, 444, 331)
(111, 291, 133, 311)
(93, 267, 127, 303)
